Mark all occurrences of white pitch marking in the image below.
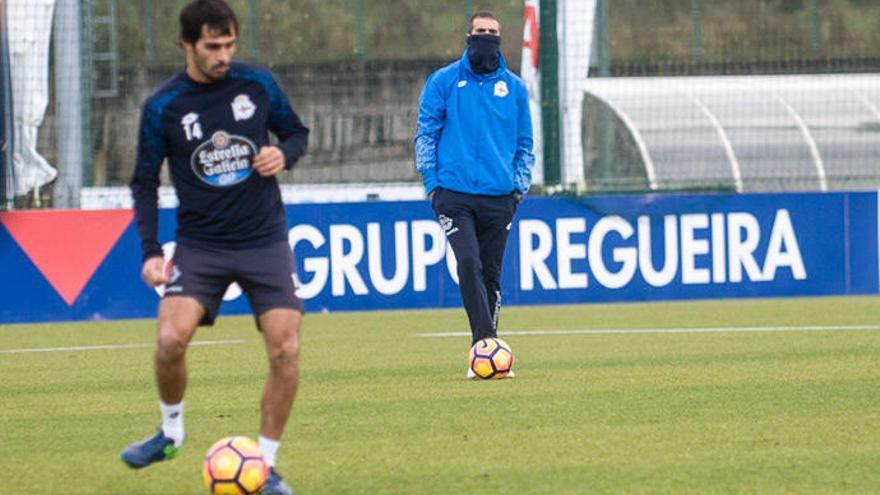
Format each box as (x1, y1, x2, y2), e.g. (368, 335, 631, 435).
(0, 339, 248, 355)
(418, 325, 880, 338)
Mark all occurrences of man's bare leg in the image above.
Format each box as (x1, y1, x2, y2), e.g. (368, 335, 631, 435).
(258, 308, 302, 442)
(255, 308, 301, 495)
(155, 296, 204, 404)
(121, 296, 204, 468)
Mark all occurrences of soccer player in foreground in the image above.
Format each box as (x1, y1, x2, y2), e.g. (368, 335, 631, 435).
(122, 1, 308, 493)
(414, 11, 534, 378)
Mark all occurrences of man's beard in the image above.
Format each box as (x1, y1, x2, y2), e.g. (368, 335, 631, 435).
(200, 61, 229, 81)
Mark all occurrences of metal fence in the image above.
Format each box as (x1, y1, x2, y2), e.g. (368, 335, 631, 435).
(598, 0, 880, 77)
(578, 0, 880, 194)
(4, 0, 880, 208)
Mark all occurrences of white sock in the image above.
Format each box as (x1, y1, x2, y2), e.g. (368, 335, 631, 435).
(160, 400, 185, 447)
(258, 435, 280, 468)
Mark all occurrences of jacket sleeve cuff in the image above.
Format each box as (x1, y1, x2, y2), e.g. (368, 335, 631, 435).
(142, 246, 164, 263)
(422, 174, 439, 195)
(277, 141, 304, 170)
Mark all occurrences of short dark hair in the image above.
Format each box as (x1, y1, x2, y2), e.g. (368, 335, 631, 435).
(179, 0, 239, 45)
(469, 10, 499, 31)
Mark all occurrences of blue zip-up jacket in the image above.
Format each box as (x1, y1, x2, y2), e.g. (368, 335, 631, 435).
(130, 61, 309, 261)
(414, 50, 534, 196)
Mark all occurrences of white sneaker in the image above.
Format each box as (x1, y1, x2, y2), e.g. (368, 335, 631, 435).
(506, 370, 515, 378)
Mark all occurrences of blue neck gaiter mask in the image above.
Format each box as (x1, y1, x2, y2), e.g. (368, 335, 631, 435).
(467, 34, 501, 74)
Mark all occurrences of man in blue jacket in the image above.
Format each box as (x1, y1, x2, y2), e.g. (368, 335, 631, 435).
(415, 11, 535, 378)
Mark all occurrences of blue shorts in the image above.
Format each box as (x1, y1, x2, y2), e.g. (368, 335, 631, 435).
(164, 240, 303, 326)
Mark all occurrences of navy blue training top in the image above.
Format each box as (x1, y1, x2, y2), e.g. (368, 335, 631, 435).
(130, 61, 309, 261)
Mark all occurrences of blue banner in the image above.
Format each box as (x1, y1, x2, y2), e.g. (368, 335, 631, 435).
(1, 191, 877, 323)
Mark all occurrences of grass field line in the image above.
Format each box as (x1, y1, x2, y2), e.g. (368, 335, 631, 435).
(0, 339, 248, 355)
(418, 324, 880, 338)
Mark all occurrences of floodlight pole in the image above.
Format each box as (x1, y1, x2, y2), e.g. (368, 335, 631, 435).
(691, 0, 702, 64)
(0, 0, 12, 210)
(144, 0, 154, 65)
(540, 0, 561, 186)
(595, 0, 614, 187)
(596, 0, 609, 77)
(54, 0, 87, 208)
(355, 0, 365, 60)
(247, 0, 259, 61)
(809, 0, 820, 57)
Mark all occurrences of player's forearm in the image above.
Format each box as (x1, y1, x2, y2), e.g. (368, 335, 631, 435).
(276, 130, 309, 170)
(414, 134, 439, 193)
(133, 204, 162, 261)
(130, 177, 163, 261)
(512, 149, 536, 193)
(414, 79, 445, 187)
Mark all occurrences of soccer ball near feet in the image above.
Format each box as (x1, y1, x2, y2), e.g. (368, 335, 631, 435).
(468, 337, 515, 379)
(202, 436, 268, 495)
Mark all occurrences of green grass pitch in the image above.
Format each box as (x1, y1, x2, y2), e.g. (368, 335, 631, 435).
(1, 296, 879, 494)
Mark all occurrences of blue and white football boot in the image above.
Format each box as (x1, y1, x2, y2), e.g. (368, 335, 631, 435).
(120, 429, 180, 469)
(263, 468, 295, 495)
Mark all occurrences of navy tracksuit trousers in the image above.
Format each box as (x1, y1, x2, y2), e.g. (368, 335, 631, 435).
(431, 187, 519, 344)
